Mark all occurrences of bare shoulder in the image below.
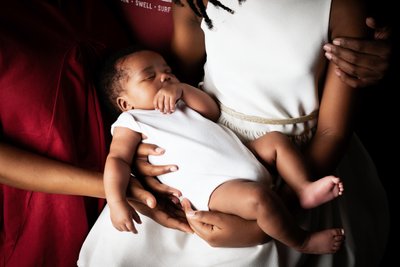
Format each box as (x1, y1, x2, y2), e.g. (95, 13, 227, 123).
(330, 0, 369, 39)
(173, 0, 208, 24)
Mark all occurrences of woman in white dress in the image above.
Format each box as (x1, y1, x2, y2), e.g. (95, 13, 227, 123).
(78, 0, 389, 266)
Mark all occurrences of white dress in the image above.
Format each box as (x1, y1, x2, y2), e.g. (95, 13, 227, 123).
(111, 102, 271, 210)
(78, 1, 389, 266)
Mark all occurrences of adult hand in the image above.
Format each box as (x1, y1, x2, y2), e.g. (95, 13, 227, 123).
(134, 142, 181, 204)
(323, 17, 392, 88)
(135, 142, 178, 176)
(181, 198, 271, 247)
(126, 176, 192, 233)
(129, 142, 192, 232)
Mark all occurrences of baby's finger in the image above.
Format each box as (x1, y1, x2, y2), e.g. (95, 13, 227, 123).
(169, 96, 176, 112)
(162, 96, 169, 113)
(158, 95, 166, 113)
(153, 94, 161, 111)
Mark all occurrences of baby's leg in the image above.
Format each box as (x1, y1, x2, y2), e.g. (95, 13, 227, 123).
(209, 179, 344, 254)
(248, 131, 344, 209)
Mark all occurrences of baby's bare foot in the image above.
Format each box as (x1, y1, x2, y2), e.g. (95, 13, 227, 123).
(300, 176, 344, 209)
(297, 228, 345, 254)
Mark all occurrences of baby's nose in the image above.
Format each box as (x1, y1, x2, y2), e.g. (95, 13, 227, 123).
(161, 74, 171, 83)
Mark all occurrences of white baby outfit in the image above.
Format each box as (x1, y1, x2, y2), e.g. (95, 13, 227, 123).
(111, 101, 271, 210)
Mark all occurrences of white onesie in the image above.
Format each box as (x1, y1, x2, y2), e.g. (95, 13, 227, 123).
(111, 101, 272, 210)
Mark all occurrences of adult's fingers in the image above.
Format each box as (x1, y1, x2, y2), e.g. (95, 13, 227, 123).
(182, 198, 270, 247)
(334, 67, 381, 88)
(136, 143, 165, 158)
(135, 158, 178, 177)
(366, 17, 392, 40)
(143, 176, 182, 198)
(324, 41, 389, 72)
(127, 178, 157, 208)
(131, 208, 142, 225)
(135, 143, 178, 177)
(129, 199, 193, 233)
(323, 42, 388, 87)
(325, 50, 384, 78)
(126, 221, 138, 234)
(181, 198, 221, 236)
(322, 17, 392, 87)
(331, 36, 391, 58)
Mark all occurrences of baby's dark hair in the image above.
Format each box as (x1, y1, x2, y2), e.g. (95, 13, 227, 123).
(172, 0, 245, 29)
(97, 46, 142, 118)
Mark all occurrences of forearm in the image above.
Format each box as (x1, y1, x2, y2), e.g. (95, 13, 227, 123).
(303, 132, 350, 177)
(104, 156, 132, 202)
(0, 142, 105, 198)
(304, 62, 358, 177)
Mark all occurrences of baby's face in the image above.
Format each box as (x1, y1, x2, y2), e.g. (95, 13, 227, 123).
(116, 50, 179, 111)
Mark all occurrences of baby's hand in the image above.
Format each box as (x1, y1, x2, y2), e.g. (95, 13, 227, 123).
(153, 84, 183, 113)
(109, 200, 141, 234)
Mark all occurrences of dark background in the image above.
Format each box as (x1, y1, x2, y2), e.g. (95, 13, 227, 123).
(356, 77, 397, 267)
(355, 30, 397, 267)
(357, 2, 397, 266)
(357, 74, 397, 267)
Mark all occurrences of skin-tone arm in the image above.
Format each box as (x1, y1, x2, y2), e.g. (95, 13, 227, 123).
(323, 17, 392, 88)
(171, 0, 206, 83)
(0, 141, 192, 233)
(180, 83, 220, 121)
(304, 0, 368, 176)
(0, 141, 105, 197)
(154, 82, 220, 121)
(104, 127, 143, 232)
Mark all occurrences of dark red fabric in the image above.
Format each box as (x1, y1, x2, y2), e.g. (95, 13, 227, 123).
(0, 2, 111, 266)
(116, 0, 174, 54)
(56, 0, 132, 52)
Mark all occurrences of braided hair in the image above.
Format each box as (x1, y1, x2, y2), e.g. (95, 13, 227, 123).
(173, 0, 246, 29)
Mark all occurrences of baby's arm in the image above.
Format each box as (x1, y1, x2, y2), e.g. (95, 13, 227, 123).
(181, 83, 220, 121)
(104, 126, 142, 233)
(155, 82, 220, 121)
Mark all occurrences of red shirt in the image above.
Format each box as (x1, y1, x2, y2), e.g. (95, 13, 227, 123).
(116, 0, 173, 54)
(1, 2, 108, 266)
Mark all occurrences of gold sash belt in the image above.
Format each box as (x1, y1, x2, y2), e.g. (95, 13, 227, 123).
(220, 103, 318, 125)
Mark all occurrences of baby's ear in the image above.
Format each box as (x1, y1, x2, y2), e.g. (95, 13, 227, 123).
(117, 97, 133, 111)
